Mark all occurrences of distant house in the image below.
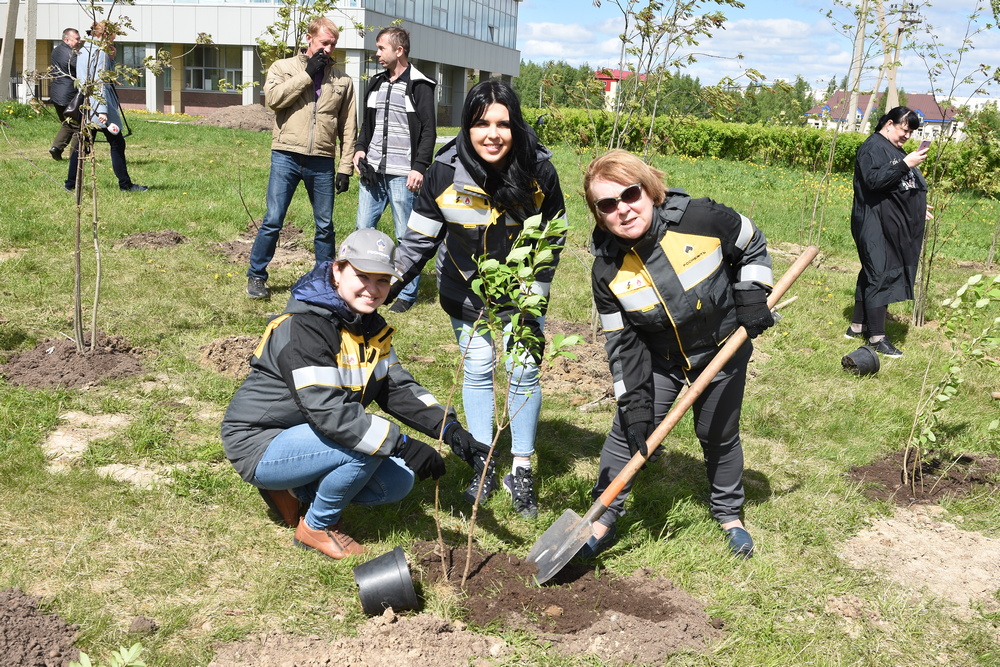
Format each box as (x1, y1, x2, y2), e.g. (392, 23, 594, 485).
(804, 91, 958, 139)
(595, 69, 647, 111)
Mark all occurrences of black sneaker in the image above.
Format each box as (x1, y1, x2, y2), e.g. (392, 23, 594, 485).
(389, 298, 415, 313)
(870, 337, 903, 358)
(120, 184, 149, 192)
(462, 461, 497, 505)
(50, 147, 63, 161)
(247, 276, 270, 299)
(844, 326, 867, 340)
(503, 468, 538, 519)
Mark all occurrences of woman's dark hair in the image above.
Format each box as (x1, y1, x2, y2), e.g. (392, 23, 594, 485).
(461, 79, 538, 218)
(875, 106, 921, 132)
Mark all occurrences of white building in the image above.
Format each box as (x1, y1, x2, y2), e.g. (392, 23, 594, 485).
(1, 0, 523, 125)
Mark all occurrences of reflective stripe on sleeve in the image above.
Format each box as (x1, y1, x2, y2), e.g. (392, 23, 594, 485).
(407, 211, 444, 237)
(613, 379, 626, 400)
(738, 264, 774, 287)
(736, 214, 754, 249)
(358, 415, 392, 455)
(600, 311, 624, 332)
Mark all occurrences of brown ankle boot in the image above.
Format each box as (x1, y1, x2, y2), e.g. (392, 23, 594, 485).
(293, 520, 365, 559)
(259, 488, 302, 528)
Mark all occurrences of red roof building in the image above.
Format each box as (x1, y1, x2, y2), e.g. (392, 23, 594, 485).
(805, 91, 958, 139)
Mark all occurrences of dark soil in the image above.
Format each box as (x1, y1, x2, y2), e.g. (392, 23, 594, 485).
(0, 588, 79, 666)
(412, 540, 724, 659)
(0, 333, 145, 389)
(849, 448, 1000, 504)
(114, 229, 187, 250)
(193, 104, 275, 133)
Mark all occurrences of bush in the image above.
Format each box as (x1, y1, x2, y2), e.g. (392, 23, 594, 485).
(525, 108, 1000, 193)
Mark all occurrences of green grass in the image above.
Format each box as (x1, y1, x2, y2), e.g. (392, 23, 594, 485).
(1, 112, 999, 666)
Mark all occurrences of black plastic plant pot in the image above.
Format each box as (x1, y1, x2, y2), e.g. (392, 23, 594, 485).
(352, 546, 419, 615)
(841, 345, 880, 376)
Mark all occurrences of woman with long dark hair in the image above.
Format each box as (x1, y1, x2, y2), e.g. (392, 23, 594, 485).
(390, 79, 567, 519)
(846, 106, 931, 357)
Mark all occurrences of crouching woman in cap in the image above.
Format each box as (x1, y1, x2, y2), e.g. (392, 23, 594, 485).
(222, 229, 490, 559)
(580, 150, 774, 560)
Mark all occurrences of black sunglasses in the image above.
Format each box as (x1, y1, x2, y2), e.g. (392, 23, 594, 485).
(594, 183, 642, 215)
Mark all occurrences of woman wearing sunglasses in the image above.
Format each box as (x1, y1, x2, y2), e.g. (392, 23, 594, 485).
(579, 149, 775, 560)
(390, 80, 567, 519)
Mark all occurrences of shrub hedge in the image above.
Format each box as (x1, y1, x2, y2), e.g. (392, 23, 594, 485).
(524, 108, 998, 194)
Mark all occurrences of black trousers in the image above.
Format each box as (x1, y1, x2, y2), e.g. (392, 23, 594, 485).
(592, 339, 751, 528)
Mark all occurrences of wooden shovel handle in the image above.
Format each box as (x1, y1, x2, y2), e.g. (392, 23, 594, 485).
(596, 246, 819, 508)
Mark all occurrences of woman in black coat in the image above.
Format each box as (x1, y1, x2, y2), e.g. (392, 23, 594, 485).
(847, 106, 931, 357)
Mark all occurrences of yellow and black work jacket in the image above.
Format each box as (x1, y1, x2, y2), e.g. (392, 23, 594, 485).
(591, 191, 773, 428)
(221, 263, 455, 485)
(392, 132, 567, 322)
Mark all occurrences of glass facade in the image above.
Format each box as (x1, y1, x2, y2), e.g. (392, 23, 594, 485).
(185, 45, 244, 91)
(365, 0, 517, 48)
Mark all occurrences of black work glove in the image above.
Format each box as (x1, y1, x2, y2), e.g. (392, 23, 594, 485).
(336, 173, 350, 194)
(734, 289, 774, 339)
(305, 51, 330, 77)
(625, 420, 660, 463)
(444, 422, 491, 468)
(393, 435, 445, 481)
(506, 316, 545, 365)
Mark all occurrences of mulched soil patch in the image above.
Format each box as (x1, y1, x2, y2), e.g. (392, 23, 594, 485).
(0, 588, 79, 666)
(541, 318, 613, 407)
(114, 229, 187, 250)
(214, 219, 311, 267)
(849, 448, 1000, 504)
(193, 104, 275, 133)
(412, 540, 724, 660)
(199, 335, 258, 379)
(0, 333, 145, 389)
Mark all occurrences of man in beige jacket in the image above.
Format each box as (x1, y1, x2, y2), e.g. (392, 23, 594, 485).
(247, 17, 356, 299)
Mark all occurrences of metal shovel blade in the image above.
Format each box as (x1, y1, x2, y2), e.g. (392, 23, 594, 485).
(527, 508, 594, 585)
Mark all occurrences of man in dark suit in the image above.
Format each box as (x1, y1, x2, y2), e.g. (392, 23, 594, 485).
(49, 27, 81, 161)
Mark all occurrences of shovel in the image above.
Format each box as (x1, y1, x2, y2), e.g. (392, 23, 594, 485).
(528, 246, 818, 584)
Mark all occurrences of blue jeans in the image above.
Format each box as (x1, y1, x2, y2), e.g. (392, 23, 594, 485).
(248, 150, 336, 281)
(356, 173, 420, 303)
(253, 423, 414, 529)
(65, 127, 133, 190)
(450, 316, 544, 458)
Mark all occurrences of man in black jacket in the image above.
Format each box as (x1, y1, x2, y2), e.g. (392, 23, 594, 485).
(48, 27, 80, 160)
(353, 26, 436, 313)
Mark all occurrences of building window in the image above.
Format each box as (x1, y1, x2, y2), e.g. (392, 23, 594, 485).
(114, 43, 148, 89)
(186, 45, 242, 92)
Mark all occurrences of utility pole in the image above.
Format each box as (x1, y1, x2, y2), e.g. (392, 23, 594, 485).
(20, 0, 38, 103)
(886, 2, 922, 110)
(0, 0, 19, 101)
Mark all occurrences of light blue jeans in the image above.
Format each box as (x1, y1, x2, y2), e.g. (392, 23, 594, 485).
(356, 173, 420, 303)
(248, 150, 336, 281)
(253, 423, 414, 529)
(450, 316, 544, 458)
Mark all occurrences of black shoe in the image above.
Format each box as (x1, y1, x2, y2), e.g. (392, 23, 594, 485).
(64, 185, 74, 193)
(120, 184, 148, 192)
(575, 523, 617, 560)
(503, 468, 538, 519)
(389, 298, 415, 313)
(50, 147, 63, 161)
(844, 325, 867, 340)
(725, 526, 755, 560)
(870, 337, 903, 358)
(247, 276, 270, 299)
(462, 464, 497, 505)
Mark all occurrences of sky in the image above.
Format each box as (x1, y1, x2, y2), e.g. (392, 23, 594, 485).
(515, 0, 1000, 101)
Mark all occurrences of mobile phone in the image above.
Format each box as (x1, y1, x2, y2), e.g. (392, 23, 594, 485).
(918, 140, 931, 151)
